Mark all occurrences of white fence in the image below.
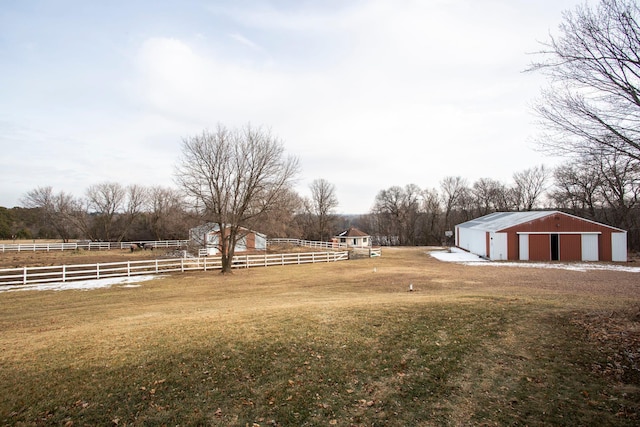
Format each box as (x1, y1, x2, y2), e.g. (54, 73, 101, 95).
(0, 240, 188, 252)
(267, 238, 349, 250)
(0, 251, 349, 289)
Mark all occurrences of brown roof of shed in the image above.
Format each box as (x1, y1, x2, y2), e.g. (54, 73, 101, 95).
(336, 227, 369, 237)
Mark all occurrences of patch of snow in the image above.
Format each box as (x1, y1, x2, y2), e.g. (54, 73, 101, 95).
(0, 275, 164, 293)
(429, 247, 488, 263)
(428, 248, 640, 273)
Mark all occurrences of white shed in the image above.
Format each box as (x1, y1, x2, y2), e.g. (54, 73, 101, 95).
(189, 223, 267, 256)
(334, 227, 371, 248)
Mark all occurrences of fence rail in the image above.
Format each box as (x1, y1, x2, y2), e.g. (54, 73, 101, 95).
(267, 238, 348, 250)
(0, 240, 188, 253)
(0, 251, 349, 289)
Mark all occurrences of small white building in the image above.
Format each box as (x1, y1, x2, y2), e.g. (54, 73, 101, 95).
(334, 227, 371, 248)
(189, 223, 267, 256)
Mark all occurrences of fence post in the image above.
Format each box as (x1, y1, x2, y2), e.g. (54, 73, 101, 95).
(62, 265, 66, 282)
(23, 266, 27, 285)
(127, 261, 131, 277)
(155, 259, 159, 273)
(181, 258, 184, 273)
(97, 263, 100, 279)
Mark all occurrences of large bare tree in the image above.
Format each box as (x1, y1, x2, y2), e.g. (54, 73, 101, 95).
(529, 0, 640, 163)
(175, 124, 299, 273)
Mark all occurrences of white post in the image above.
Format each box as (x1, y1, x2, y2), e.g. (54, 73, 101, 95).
(62, 265, 66, 282)
(127, 261, 131, 277)
(23, 266, 27, 285)
(96, 263, 100, 279)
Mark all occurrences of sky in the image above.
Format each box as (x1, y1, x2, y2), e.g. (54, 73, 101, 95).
(0, 0, 585, 214)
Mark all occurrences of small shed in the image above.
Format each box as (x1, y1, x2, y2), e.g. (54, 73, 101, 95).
(334, 227, 371, 248)
(189, 223, 267, 256)
(455, 211, 627, 262)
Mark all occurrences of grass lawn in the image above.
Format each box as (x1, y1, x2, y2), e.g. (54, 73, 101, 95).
(1, 247, 639, 426)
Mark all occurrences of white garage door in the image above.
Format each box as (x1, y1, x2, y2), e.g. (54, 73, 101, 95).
(581, 234, 598, 261)
(518, 234, 529, 261)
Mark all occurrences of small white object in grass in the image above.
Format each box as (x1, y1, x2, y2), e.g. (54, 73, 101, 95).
(409, 284, 413, 292)
(373, 267, 377, 273)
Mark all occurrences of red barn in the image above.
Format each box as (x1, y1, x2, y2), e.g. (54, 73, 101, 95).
(455, 211, 627, 262)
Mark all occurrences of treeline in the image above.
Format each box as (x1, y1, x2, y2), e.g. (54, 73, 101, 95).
(1, 160, 638, 251)
(360, 161, 639, 251)
(0, 182, 351, 243)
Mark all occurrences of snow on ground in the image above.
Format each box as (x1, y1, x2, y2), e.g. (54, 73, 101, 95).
(429, 247, 640, 273)
(0, 275, 165, 293)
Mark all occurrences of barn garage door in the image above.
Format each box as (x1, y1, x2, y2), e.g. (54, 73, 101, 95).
(581, 234, 598, 261)
(519, 234, 529, 261)
(560, 234, 581, 261)
(529, 234, 550, 261)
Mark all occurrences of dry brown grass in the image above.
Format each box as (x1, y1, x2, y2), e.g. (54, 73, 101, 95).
(1, 247, 639, 425)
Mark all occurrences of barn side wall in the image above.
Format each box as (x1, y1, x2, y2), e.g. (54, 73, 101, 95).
(457, 228, 487, 257)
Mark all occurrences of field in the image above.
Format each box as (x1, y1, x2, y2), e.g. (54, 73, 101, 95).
(1, 247, 639, 426)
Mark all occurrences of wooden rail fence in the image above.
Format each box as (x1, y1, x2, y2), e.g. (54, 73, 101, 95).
(267, 238, 348, 249)
(0, 240, 188, 252)
(0, 251, 349, 289)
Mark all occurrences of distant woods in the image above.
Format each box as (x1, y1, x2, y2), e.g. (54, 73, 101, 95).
(3, 161, 638, 251)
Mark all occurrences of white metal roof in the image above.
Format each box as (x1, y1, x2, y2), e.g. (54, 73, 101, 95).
(455, 211, 559, 232)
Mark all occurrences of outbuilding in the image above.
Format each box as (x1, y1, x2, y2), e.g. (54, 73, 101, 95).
(334, 227, 371, 248)
(455, 211, 627, 262)
(189, 223, 267, 256)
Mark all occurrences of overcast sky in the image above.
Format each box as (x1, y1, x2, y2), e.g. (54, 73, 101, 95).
(0, 0, 583, 214)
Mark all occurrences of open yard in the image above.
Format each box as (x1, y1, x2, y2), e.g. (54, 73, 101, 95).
(1, 247, 639, 426)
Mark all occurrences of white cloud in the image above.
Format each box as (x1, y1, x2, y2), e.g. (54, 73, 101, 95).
(0, 0, 581, 213)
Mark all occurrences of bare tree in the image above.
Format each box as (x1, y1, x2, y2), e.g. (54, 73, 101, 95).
(550, 160, 603, 217)
(175, 124, 299, 273)
(529, 0, 640, 163)
(440, 176, 469, 230)
(21, 186, 79, 242)
(371, 184, 422, 245)
(420, 187, 442, 245)
(472, 178, 510, 215)
(115, 184, 147, 241)
(512, 165, 550, 211)
(254, 188, 304, 239)
(85, 182, 146, 241)
(86, 182, 125, 241)
(305, 179, 339, 241)
(146, 186, 188, 240)
(595, 149, 640, 229)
